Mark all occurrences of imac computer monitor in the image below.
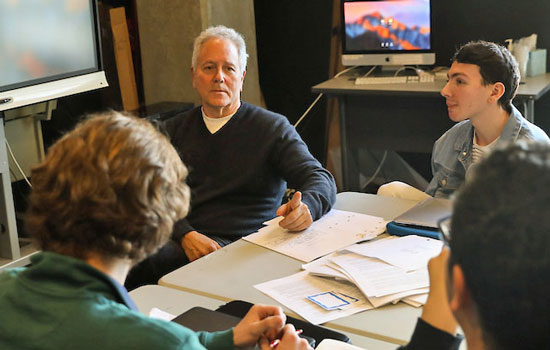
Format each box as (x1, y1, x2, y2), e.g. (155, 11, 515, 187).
(341, 0, 435, 66)
(0, 0, 108, 112)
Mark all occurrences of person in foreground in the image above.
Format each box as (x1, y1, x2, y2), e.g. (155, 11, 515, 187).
(126, 25, 336, 288)
(275, 141, 550, 349)
(399, 140, 550, 350)
(379, 40, 549, 200)
(0, 111, 310, 350)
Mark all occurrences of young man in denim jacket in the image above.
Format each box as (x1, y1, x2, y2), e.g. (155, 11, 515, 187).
(380, 41, 549, 199)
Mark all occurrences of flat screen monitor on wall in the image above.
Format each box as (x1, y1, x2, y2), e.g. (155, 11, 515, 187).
(341, 0, 435, 66)
(0, 0, 108, 112)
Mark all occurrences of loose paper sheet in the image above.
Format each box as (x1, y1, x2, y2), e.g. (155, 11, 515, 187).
(244, 209, 388, 262)
(149, 307, 176, 321)
(302, 252, 352, 281)
(366, 287, 429, 308)
(402, 293, 428, 307)
(330, 253, 429, 298)
(255, 271, 373, 325)
(316, 339, 366, 350)
(346, 235, 443, 271)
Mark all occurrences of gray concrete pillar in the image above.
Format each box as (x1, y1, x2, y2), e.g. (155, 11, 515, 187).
(136, 0, 263, 107)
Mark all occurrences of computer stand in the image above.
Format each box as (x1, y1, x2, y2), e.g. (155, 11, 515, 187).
(0, 114, 20, 260)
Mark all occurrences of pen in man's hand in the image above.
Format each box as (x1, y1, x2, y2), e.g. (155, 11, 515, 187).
(270, 329, 303, 348)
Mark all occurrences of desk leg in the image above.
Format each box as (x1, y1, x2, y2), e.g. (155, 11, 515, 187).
(0, 122, 20, 259)
(523, 100, 535, 123)
(338, 97, 350, 191)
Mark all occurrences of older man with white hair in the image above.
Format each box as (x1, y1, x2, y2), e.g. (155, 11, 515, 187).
(126, 26, 336, 289)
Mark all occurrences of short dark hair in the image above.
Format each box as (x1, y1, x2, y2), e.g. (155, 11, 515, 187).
(27, 111, 190, 263)
(453, 40, 520, 114)
(450, 141, 550, 349)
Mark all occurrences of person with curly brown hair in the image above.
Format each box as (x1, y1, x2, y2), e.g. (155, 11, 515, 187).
(0, 111, 298, 350)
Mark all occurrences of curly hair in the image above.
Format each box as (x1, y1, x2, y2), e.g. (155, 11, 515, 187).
(27, 111, 190, 263)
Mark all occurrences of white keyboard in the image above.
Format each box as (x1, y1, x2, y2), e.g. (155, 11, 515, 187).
(355, 75, 435, 85)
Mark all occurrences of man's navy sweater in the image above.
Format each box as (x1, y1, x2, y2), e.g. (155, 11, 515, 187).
(164, 102, 336, 242)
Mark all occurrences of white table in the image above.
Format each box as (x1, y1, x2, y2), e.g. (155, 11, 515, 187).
(129, 285, 398, 350)
(159, 193, 424, 345)
(129, 284, 224, 316)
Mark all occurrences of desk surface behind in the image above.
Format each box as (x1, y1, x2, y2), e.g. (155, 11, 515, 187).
(313, 72, 550, 99)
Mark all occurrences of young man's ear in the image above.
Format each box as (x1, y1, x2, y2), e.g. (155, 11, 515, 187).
(449, 264, 472, 312)
(488, 82, 505, 104)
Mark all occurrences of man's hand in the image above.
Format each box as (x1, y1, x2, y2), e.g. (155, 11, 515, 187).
(276, 192, 313, 232)
(180, 231, 221, 262)
(259, 324, 312, 350)
(233, 304, 286, 347)
(421, 247, 458, 335)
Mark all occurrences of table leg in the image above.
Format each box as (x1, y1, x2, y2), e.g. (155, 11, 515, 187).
(523, 100, 535, 123)
(338, 97, 350, 191)
(0, 122, 20, 259)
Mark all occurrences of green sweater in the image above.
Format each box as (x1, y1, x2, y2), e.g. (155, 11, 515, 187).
(0, 252, 234, 350)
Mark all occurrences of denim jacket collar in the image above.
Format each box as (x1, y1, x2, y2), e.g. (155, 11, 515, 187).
(454, 122, 474, 170)
(499, 105, 525, 143)
(454, 105, 524, 166)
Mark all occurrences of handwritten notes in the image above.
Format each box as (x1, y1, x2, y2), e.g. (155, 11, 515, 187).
(244, 209, 388, 262)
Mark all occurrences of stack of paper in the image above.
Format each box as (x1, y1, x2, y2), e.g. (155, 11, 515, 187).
(244, 209, 388, 262)
(304, 235, 443, 307)
(306, 251, 429, 308)
(255, 235, 442, 324)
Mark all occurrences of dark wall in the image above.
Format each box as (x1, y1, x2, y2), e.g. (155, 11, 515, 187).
(431, 0, 550, 132)
(254, 0, 333, 165)
(255, 0, 550, 169)
(432, 0, 550, 67)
